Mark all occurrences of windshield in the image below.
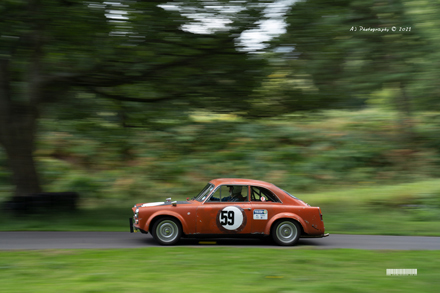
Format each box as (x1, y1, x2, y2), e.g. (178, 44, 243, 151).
(194, 183, 215, 202)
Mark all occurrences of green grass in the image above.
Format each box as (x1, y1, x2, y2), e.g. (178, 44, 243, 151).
(0, 248, 438, 293)
(1, 179, 440, 235)
(297, 179, 440, 204)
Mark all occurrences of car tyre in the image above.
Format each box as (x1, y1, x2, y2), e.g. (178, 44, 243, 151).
(152, 217, 182, 246)
(271, 219, 301, 246)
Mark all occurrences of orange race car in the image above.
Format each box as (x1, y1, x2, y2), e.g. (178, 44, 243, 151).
(130, 178, 328, 246)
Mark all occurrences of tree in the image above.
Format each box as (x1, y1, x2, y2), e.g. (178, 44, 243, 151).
(277, 0, 432, 140)
(0, 0, 269, 197)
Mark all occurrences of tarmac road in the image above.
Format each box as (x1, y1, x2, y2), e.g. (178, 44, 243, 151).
(0, 232, 439, 250)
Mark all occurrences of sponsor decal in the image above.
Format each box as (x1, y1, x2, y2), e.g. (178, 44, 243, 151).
(216, 206, 247, 233)
(253, 209, 268, 220)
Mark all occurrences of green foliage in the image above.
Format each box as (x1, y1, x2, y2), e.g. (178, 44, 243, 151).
(272, 0, 440, 138)
(55, 173, 103, 199)
(367, 88, 398, 110)
(5, 109, 435, 205)
(0, 148, 11, 190)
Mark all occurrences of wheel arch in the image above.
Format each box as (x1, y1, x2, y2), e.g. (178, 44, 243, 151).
(145, 211, 188, 234)
(265, 213, 306, 235)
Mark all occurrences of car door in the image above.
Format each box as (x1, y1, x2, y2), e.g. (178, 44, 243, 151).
(196, 185, 253, 234)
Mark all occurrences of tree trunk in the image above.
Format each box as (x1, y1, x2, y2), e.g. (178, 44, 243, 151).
(394, 83, 414, 145)
(0, 16, 44, 197)
(0, 105, 42, 197)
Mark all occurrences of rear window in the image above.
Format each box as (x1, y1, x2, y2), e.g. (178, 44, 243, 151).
(282, 189, 300, 200)
(251, 186, 281, 203)
(282, 189, 309, 206)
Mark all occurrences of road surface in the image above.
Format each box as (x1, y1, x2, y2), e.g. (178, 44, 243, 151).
(0, 232, 439, 250)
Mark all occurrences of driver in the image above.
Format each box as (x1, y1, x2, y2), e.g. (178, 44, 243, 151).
(209, 185, 247, 202)
(226, 186, 246, 202)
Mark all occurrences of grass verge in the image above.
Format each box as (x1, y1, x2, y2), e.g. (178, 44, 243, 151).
(297, 179, 440, 236)
(0, 248, 438, 293)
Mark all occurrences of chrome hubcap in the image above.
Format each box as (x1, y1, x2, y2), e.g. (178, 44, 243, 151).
(157, 220, 178, 243)
(276, 221, 297, 244)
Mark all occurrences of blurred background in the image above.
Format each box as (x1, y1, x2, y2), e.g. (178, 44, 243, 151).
(1, 0, 440, 233)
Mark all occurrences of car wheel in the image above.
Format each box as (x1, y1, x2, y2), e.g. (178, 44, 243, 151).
(152, 217, 182, 246)
(271, 220, 301, 246)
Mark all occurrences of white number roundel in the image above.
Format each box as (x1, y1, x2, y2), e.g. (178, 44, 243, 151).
(218, 206, 243, 230)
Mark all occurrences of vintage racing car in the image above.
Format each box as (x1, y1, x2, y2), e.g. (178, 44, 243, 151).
(130, 178, 328, 245)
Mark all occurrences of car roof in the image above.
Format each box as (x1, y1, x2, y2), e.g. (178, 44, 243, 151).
(209, 178, 277, 189)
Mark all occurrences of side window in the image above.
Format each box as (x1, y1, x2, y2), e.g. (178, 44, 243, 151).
(208, 185, 249, 202)
(251, 186, 280, 203)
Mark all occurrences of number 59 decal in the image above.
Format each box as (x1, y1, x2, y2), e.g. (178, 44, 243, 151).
(216, 206, 247, 233)
(220, 210, 235, 226)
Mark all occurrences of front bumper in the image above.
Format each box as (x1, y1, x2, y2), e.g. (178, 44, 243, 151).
(130, 217, 147, 234)
(129, 218, 134, 233)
